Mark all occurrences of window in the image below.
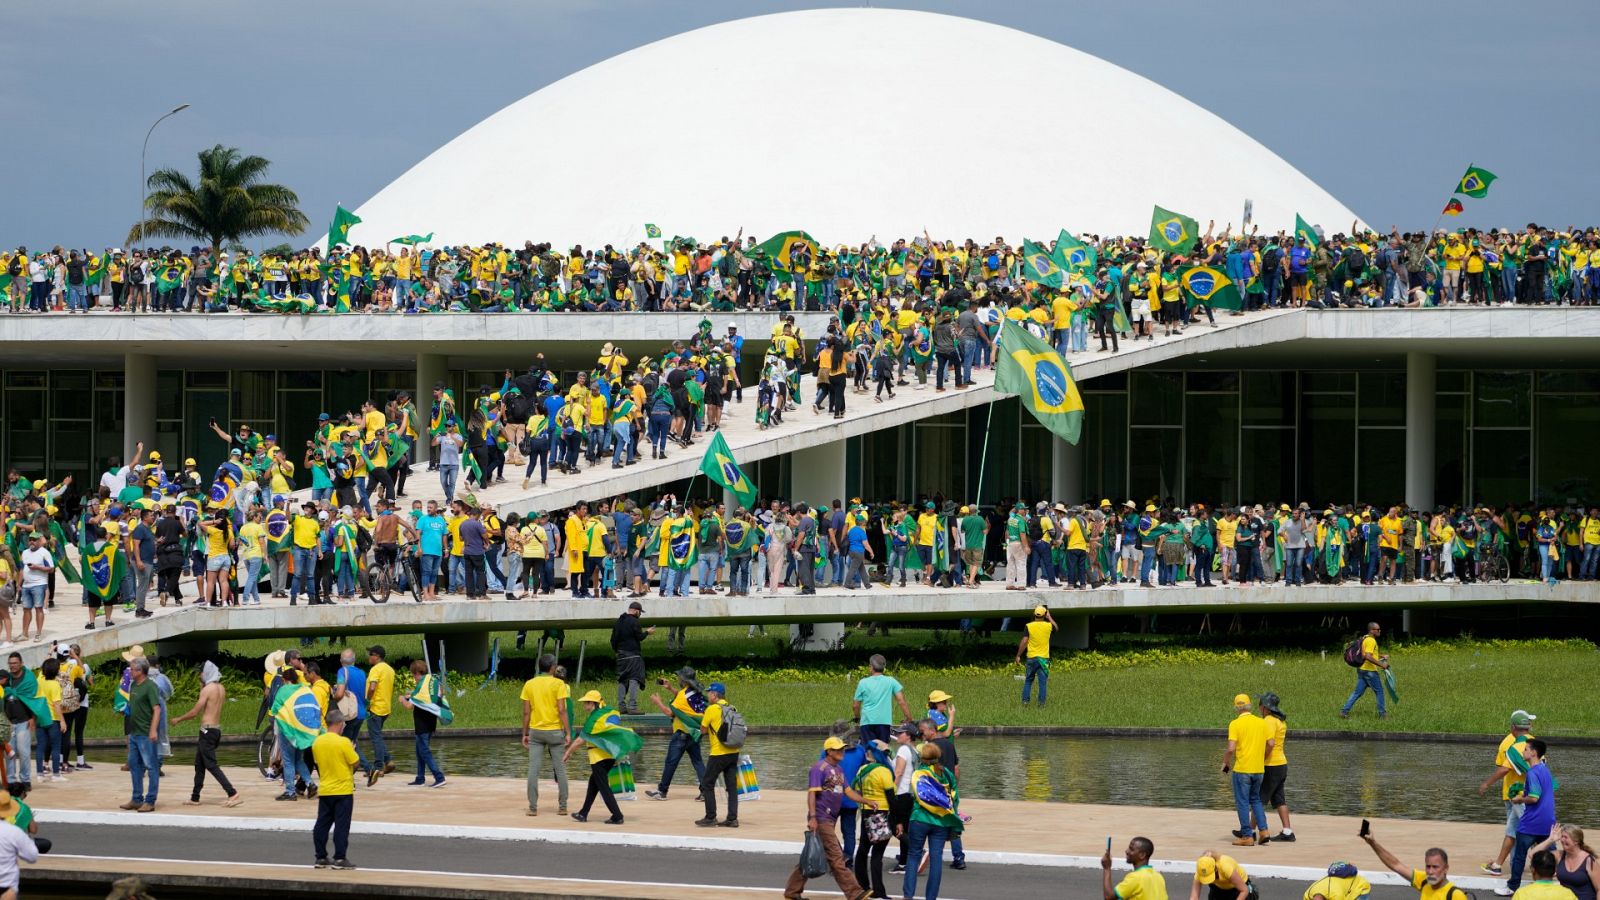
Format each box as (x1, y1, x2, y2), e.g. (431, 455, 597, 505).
(1242, 372, 1295, 426)
(1299, 393, 1354, 504)
(1082, 393, 1127, 502)
(1534, 394, 1600, 505)
(1474, 372, 1531, 428)
(1357, 373, 1405, 426)
(1185, 393, 1238, 506)
(1130, 372, 1182, 426)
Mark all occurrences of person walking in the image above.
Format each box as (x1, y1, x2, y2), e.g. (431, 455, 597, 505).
(852, 655, 915, 759)
(310, 708, 359, 870)
(1015, 606, 1056, 706)
(1479, 710, 1537, 878)
(784, 735, 872, 900)
(563, 690, 631, 826)
(852, 736, 898, 898)
(1505, 739, 1556, 896)
(646, 666, 707, 802)
(1222, 693, 1269, 847)
(399, 659, 446, 788)
(363, 646, 395, 782)
(610, 601, 652, 715)
(694, 682, 742, 829)
(903, 741, 961, 900)
(1257, 693, 1293, 842)
(519, 653, 571, 817)
(120, 656, 162, 812)
(169, 661, 242, 807)
(1339, 622, 1390, 719)
(331, 650, 370, 780)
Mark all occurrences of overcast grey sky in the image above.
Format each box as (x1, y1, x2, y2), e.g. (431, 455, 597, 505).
(3, 0, 1590, 250)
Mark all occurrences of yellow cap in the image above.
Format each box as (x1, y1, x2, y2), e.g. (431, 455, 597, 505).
(1145, 504, 1156, 512)
(185, 458, 196, 466)
(959, 506, 969, 515)
(149, 451, 162, 461)
(1100, 499, 1112, 507)
(577, 690, 605, 705)
(490, 392, 501, 401)
(1278, 503, 1289, 512)
(1034, 605, 1047, 617)
(30, 479, 44, 489)
(928, 690, 953, 704)
(1196, 857, 1217, 885)
(1233, 693, 1252, 707)
(823, 736, 846, 751)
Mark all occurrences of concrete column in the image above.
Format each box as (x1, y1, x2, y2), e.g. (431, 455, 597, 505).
(789, 440, 846, 651)
(124, 353, 157, 464)
(1051, 437, 1083, 504)
(423, 631, 490, 675)
(1405, 351, 1436, 511)
(415, 353, 447, 466)
(1050, 615, 1091, 650)
(724, 486, 740, 513)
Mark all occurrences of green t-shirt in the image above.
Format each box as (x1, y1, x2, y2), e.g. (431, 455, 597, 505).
(128, 678, 161, 734)
(960, 515, 986, 550)
(1006, 514, 1028, 542)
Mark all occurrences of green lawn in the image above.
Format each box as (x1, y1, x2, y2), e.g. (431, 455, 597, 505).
(78, 629, 1599, 740)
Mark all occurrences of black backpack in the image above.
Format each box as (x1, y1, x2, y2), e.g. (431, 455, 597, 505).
(1262, 247, 1281, 271)
(1344, 247, 1367, 272)
(5, 258, 19, 277)
(1343, 636, 1366, 668)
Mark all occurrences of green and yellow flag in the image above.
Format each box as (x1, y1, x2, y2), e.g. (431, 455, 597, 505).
(700, 431, 757, 510)
(753, 231, 818, 273)
(581, 706, 643, 759)
(994, 320, 1083, 444)
(1020, 240, 1064, 289)
(1178, 265, 1244, 311)
(389, 233, 433, 246)
(1056, 230, 1096, 273)
(327, 204, 362, 249)
(1294, 214, 1320, 248)
(1148, 205, 1199, 254)
(85, 250, 110, 286)
(644, 224, 662, 239)
(1456, 165, 1497, 199)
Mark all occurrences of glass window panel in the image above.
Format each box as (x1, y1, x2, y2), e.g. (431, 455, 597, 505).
(1130, 372, 1182, 426)
(1472, 430, 1530, 506)
(1242, 372, 1296, 425)
(1536, 371, 1600, 394)
(1436, 370, 1466, 393)
(1241, 429, 1296, 503)
(371, 370, 415, 398)
(860, 425, 904, 503)
(4, 373, 44, 389)
(1474, 371, 1531, 428)
(1086, 371, 1126, 391)
(1186, 371, 1239, 393)
(280, 370, 322, 390)
(1299, 393, 1355, 505)
(324, 370, 371, 421)
(95, 371, 125, 390)
(278, 391, 325, 458)
(93, 391, 124, 472)
(845, 435, 862, 503)
(5, 391, 46, 474)
(913, 423, 963, 502)
(50, 421, 91, 474)
(1184, 393, 1238, 507)
(232, 370, 275, 421)
(1434, 394, 1467, 508)
(972, 398, 1019, 504)
(1357, 373, 1405, 426)
(185, 371, 228, 389)
(155, 421, 183, 467)
(1535, 395, 1600, 505)
(1302, 372, 1354, 393)
(1018, 427, 1052, 505)
(1128, 427, 1181, 506)
(156, 371, 183, 420)
(184, 390, 230, 478)
(1356, 430, 1405, 506)
(1082, 393, 1127, 503)
(51, 371, 91, 419)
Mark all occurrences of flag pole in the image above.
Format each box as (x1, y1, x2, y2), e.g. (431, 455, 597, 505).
(974, 400, 995, 510)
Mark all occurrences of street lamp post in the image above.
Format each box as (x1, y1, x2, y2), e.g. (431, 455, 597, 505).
(139, 103, 190, 256)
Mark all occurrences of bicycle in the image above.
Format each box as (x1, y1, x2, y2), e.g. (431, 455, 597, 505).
(256, 723, 281, 781)
(363, 546, 421, 603)
(1480, 550, 1510, 584)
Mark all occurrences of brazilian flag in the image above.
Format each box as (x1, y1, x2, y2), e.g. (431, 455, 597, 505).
(644, 224, 662, 239)
(911, 767, 963, 833)
(389, 233, 433, 246)
(753, 231, 818, 274)
(266, 508, 292, 555)
(724, 517, 756, 557)
(1020, 240, 1064, 289)
(80, 539, 125, 605)
(1178, 265, 1244, 311)
(1294, 214, 1321, 248)
(1456, 165, 1497, 199)
(581, 706, 643, 759)
(659, 516, 698, 571)
(699, 431, 757, 510)
(274, 684, 324, 750)
(908, 325, 933, 365)
(1148, 205, 1199, 254)
(993, 320, 1084, 444)
(1056, 230, 1096, 273)
(326, 204, 362, 249)
(85, 250, 110, 286)
(209, 460, 243, 510)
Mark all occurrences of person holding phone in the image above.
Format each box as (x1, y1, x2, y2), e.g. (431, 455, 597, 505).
(1361, 825, 1469, 900)
(1103, 836, 1166, 900)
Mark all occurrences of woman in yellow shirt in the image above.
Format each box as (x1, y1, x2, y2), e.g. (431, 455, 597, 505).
(561, 690, 628, 824)
(853, 755, 898, 894)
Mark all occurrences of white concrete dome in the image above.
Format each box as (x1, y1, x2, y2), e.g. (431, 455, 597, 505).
(349, 8, 1362, 249)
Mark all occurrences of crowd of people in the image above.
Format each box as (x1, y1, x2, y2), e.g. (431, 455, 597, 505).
(5, 221, 1598, 320)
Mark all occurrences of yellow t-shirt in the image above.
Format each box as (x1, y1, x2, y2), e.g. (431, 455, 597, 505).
(1210, 856, 1249, 891)
(203, 524, 229, 557)
(311, 678, 331, 720)
(1228, 712, 1267, 774)
(522, 524, 547, 559)
(238, 522, 267, 560)
(311, 732, 359, 796)
(1379, 516, 1402, 550)
(1412, 871, 1467, 900)
(702, 701, 738, 757)
(364, 409, 387, 441)
(268, 459, 294, 495)
(1066, 517, 1088, 551)
(1303, 876, 1372, 900)
(1115, 866, 1168, 900)
(1359, 635, 1381, 672)
(448, 515, 466, 557)
(367, 662, 395, 716)
(1263, 714, 1287, 767)
(291, 515, 321, 550)
(1025, 620, 1053, 659)
(916, 513, 938, 546)
(1443, 243, 1467, 271)
(519, 674, 571, 731)
(1494, 733, 1532, 800)
(36, 678, 61, 720)
(1051, 295, 1071, 329)
(855, 761, 896, 808)
(668, 689, 702, 736)
(1217, 518, 1238, 548)
(1509, 882, 1579, 900)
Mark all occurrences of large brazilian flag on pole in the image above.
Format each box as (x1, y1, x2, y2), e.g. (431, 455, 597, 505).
(994, 320, 1084, 445)
(1148, 205, 1199, 254)
(699, 431, 757, 510)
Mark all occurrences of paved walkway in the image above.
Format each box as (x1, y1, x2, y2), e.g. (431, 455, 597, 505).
(35, 766, 1505, 890)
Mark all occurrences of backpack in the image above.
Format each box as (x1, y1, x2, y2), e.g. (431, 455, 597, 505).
(128, 264, 144, 284)
(1343, 636, 1366, 668)
(716, 703, 748, 749)
(1262, 247, 1281, 271)
(1344, 247, 1368, 272)
(5, 258, 19, 277)
(57, 670, 82, 714)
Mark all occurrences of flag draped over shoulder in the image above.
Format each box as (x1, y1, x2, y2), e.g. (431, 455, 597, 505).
(1148, 205, 1199, 254)
(753, 231, 818, 273)
(1178, 265, 1244, 311)
(994, 320, 1084, 444)
(85, 251, 109, 286)
(1294, 214, 1321, 248)
(699, 432, 757, 510)
(51, 519, 79, 584)
(78, 510, 124, 605)
(7, 666, 52, 722)
(911, 767, 963, 832)
(327, 205, 362, 250)
(209, 460, 242, 510)
(409, 671, 454, 726)
(723, 517, 756, 557)
(1020, 240, 1064, 289)
(274, 684, 324, 750)
(581, 705, 643, 759)
(658, 516, 698, 571)
(265, 508, 291, 554)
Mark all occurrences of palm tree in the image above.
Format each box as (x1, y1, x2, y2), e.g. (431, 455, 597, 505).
(128, 144, 309, 254)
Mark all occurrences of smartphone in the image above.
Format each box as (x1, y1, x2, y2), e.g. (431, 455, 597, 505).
(1106, 836, 1113, 852)
(1359, 819, 1370, 838)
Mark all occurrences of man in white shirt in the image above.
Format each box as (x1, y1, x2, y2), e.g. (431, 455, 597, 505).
(99, 440, 145, 497)
(0, 818, 39, 894)
(19, 533, 54, 642)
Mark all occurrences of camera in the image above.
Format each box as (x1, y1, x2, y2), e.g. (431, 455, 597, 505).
(656, 677, 671, 687)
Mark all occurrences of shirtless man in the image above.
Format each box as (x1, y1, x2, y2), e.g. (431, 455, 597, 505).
(171, 661, 242, 807)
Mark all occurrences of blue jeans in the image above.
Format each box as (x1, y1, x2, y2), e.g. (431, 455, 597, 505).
(66, 283, 87, 311)
(291, 547, 317, 601)
(280, 738, 311, 796)
(655, 730, 705, 794)
(1341, 669, 1386, 716)
(420, 554, 440, 587)
(612, 421, 631, 465)
(241, 556, 264, 603)
(1284, 547, 1305, 585)
(438, 463, 458, 503)
(336, 566, 355, 596)
(1023, 657, 1049, 704)
(729, 556, 751, 593)
(34, 721, 61, 775)
(663, 567, 689, 597)
(958, 338, 978, 385)
(1139, 546, 1156, 584)
(648, 412, 670, 453)
(1581, 545, 1600, 580)
(1540, 546, 1557, 583)
(450, 556, 466, 593)
(353, 475, 371, 516)
(698, 551, 724, 589)
(367, 713, 390, 766)
(1069, 318, 1089, 353)
(840, 807, 858, 860)
(414, 731, 444, 782)
(1231, 771, 1267, 834)
(904, 820, 950, 900)
(128, 733, 160, 804)
(1028, 539, 1056, 586)
(1508, 829, 1543, 891)
(829, 548, 845, 587)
